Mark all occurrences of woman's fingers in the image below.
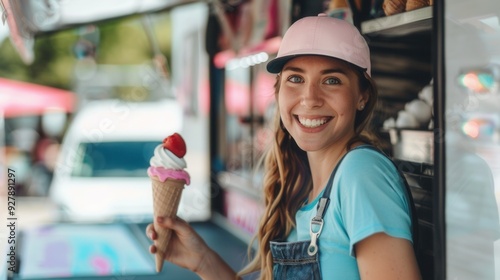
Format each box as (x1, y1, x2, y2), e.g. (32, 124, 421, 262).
(149, 244, 157, 254)
(145, 223, 157, 240)
(146, 217, 185, 245)
(158, 216, 190, 234)
(146, 226, 158, 257)
(146, 216, 213, 273)
(147, 216, 198, 253)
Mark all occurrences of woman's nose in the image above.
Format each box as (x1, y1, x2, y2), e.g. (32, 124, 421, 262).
(300, 83, 323, 108)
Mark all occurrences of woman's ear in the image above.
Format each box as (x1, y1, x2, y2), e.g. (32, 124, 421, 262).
(358, 92, 369, 111)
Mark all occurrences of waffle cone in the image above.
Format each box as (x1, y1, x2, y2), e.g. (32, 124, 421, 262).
(151, 176, 186, 272)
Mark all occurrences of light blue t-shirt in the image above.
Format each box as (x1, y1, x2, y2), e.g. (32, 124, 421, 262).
(287, 147, 412, 279)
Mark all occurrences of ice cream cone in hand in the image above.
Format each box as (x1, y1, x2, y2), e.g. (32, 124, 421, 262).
(151, 177, 185, 272)
(148, 133, 190, 272)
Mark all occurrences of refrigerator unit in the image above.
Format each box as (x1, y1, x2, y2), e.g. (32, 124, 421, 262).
(442, 0, 500, 279)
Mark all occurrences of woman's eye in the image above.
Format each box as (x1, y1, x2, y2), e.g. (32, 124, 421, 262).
(324, 77, 340, 85)
(287, 75, 303, 83)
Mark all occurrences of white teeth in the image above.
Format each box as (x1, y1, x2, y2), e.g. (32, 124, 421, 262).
(298, 116, 328, 128)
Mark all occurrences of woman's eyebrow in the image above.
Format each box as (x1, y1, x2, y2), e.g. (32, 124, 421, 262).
(321, 68, 348, 75)
(282, 66, 304, 73)
(282, 66, 348, 75)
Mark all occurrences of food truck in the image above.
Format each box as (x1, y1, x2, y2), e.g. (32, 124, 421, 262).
(1, 0, 499, 279)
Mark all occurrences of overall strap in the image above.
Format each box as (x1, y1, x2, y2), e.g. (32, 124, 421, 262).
(308, 148, 351, 256)
(313, 151, 349, 222)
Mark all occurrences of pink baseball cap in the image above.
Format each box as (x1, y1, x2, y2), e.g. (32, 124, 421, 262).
(266, 14, 371, 76)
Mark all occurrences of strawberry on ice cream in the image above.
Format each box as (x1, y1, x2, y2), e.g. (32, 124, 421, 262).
(147, 133, 190, 185)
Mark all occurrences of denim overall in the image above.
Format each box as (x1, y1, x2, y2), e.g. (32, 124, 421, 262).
(270, 151, 343, 280)
(269, 146, 419, 280)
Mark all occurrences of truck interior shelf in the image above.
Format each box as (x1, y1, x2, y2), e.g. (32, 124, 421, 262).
(394, 159, 434, 190)
(361, 7, 434, 102)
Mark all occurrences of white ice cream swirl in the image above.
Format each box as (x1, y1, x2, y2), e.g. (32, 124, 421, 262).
(150, 144, 186, 170)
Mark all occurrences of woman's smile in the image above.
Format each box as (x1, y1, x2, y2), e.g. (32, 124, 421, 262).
(295, 115, 333, 129)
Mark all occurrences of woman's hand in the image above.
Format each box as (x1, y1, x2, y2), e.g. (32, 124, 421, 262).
(146, 216, 239, 280)
(146, 216, 209, 273)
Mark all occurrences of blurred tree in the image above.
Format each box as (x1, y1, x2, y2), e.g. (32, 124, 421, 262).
(0, 12, 172, 90)
(0, 36, 33, 83)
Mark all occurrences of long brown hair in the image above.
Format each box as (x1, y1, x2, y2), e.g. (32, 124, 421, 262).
(238, 60, 378, 279)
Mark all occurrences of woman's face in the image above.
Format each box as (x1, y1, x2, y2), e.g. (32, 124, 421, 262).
(278, 56, 367, 152)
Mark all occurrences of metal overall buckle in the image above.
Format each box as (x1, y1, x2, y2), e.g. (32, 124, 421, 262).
(308, 217, 324, 256)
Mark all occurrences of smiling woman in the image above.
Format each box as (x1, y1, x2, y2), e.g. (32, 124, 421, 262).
(144, 14, 421, 280)
(242, 16, 421, 280)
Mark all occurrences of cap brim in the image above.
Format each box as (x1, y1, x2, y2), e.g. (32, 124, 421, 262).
(266, 54, 369, 75)
(266, 55, 300, 74)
